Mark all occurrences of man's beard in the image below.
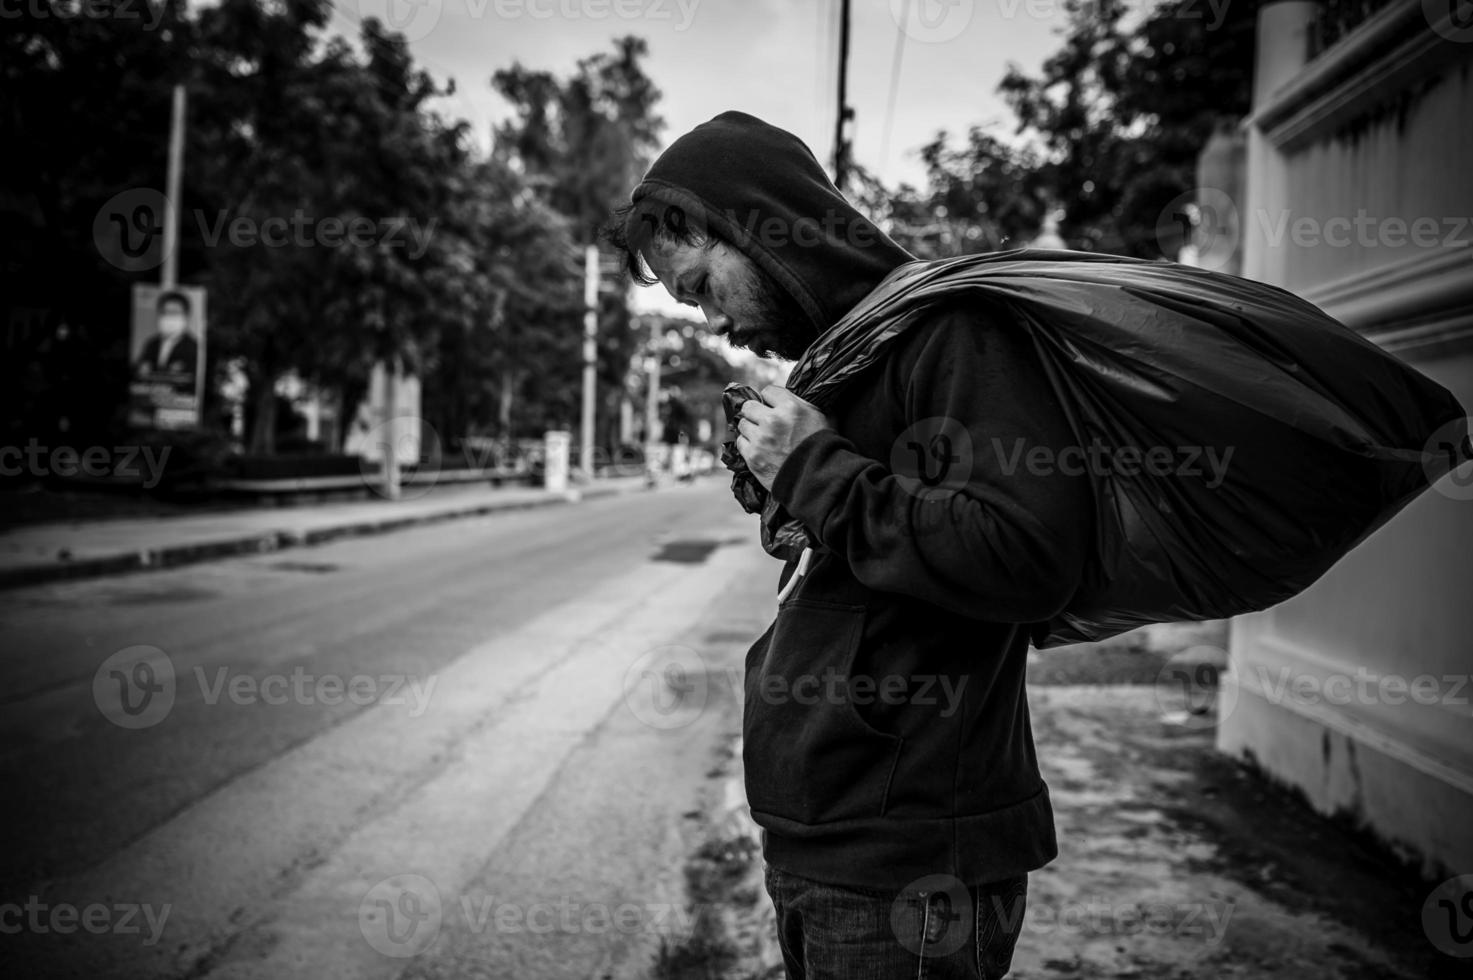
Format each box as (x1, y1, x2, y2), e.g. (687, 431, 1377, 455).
(744, 263, 820, 362)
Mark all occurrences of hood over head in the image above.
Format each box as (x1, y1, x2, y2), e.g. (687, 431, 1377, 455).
(623, 111, 914, 333)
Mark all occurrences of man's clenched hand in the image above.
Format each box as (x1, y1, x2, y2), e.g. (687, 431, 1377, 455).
(735, 385, 833, 490)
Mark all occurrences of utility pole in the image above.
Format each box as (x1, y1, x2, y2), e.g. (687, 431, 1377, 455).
(580, 244, 598, 481)
(383, 354, 401, 500)
(645, 317, 661, 483)
(162, 84, 185, 289)
(832, 0, 854, 191)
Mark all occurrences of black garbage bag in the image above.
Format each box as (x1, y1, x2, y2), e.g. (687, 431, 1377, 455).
(722, 382, 814, 558)
(720, 249, 1469, 648)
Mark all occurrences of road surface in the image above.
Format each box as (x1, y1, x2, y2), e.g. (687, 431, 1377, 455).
(0, 480, 776, 979)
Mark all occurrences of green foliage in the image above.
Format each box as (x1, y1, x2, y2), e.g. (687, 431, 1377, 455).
(639, 314, 732, 443)
(491, 35, 664, 240)
(849, 127, 1049, 259)
(187, 2, 515, 450)
(997, 0, 1259, 255)
(420, 158, 581, 445)
(491, 35, 665, 448)
(2, 6, 662, 456)
(2, 0, 194, 443)
(853, 0, 1258, 262)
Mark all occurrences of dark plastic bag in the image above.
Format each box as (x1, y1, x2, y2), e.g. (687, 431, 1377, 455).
(721, 382, 814, 558)
(721, 249, 1469, 648)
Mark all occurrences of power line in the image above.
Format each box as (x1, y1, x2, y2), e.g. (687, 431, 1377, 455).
(814, 0, 829, 142)
(881, 0, 911, 174)
(824, 0, 840, 162)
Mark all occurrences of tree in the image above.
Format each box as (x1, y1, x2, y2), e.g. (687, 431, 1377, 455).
(190, 2, 472, 452)
(1, 0, 194, 445)
(2, 10, 668, 461)
(491, 36, 666, 452)
(847, 128, 1048, 260)
(998, 0, 1259, 256)
(420, 158, 580, 448)
(635, 315, 733, 448)
(492, 36, 664, 241)
(997, 0, 1133, 251)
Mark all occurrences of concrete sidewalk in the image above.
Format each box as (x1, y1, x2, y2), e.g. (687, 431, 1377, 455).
(0, 476, 650, 590)
(678, 626, 1458, 979)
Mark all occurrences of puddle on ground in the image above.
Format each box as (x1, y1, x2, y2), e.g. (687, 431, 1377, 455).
(104, 585, 219, 605)
(266, 561, 340, 574)
(650, 537, 745, 564)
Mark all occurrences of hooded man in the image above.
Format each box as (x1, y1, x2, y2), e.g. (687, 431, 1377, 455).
(605, 111, 1094, 979)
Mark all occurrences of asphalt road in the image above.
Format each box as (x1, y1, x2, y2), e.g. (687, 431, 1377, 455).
(0, 480, 777, 980)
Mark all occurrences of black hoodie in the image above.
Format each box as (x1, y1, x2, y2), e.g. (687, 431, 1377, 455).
(629, 110, 913, 334)
(628, 111, 1092, 890)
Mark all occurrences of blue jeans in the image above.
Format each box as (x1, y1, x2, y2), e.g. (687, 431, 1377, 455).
(764, 865, 1028, 980)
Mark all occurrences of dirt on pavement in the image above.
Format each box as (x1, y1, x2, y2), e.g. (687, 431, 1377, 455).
(655, 624, 1462, 979)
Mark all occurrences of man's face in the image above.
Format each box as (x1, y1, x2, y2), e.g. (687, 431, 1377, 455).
(157, 300, 188, 339)
(643, 234, 816, 361)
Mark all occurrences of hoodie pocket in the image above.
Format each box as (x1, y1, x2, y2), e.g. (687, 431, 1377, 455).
(743, 598, 904, 825)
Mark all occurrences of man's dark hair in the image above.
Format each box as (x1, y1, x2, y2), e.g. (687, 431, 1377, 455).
(156, 290, 191, 316)
(600, 200, 718, 286)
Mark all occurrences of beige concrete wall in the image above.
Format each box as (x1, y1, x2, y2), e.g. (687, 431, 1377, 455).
(1221, 0, 1473, 879)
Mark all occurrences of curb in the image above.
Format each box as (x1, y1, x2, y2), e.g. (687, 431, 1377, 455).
(0, 481, 647, 592)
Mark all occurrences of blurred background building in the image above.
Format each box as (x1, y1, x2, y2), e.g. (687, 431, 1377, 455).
(1216, 0, 1473, 879)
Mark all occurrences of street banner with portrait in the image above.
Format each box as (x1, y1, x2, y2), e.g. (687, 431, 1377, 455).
(129, 283, 206, 430)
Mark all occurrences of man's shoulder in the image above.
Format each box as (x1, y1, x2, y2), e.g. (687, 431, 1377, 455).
(825, 299, 988, 419)
(880, 296, 1005, 377)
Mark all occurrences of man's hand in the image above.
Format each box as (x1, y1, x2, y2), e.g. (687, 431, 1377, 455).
(735, 385, 833, 490)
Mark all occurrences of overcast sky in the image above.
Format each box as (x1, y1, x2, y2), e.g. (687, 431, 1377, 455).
(325, 0, 1084, 320)
(330, 0, 1080, 185)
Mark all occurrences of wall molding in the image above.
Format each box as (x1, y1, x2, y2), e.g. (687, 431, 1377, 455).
(1299, 248, 1473, 353)
(1229, 629, 1473, 797)
(1249, 0, 1471, 153)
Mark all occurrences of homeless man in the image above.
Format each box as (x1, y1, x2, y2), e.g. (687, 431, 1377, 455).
(604, 110, 1094, 980)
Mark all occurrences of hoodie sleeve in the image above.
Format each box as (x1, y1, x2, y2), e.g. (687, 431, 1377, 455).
(767, 305, 1094, 623)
